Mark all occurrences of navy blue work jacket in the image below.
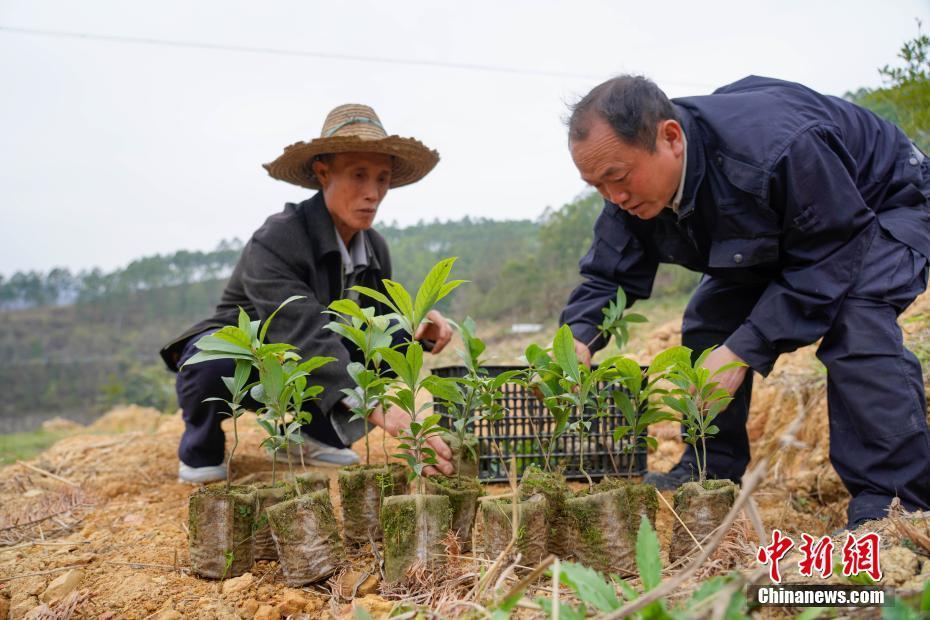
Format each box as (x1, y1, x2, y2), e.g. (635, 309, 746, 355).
(561, 76, 930, 375)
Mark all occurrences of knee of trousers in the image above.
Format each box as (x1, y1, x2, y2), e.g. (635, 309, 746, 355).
(175, 356, 238, 414)
(817, 302, 928, 439)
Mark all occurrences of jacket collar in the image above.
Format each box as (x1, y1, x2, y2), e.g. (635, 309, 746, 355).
(302, 192, 382, 271)
(671, 104, 707, 221)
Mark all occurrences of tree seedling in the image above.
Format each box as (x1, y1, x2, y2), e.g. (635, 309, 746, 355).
(324, 298, 401, 465)
(523, 340, 575, 473)
(447, 316, 522, 481)
(351, 256, 466, 341)
(608, 352, 679, 477)
(660, 346, 746, 483)
(351, 257, 467, 490)
(377, 341, 463, 493)
(589, 287, 648, 352)
(544, 324, 624, 490)
(184, 296, 334, 487)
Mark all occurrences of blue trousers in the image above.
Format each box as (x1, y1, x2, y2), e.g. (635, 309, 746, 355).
(678, 228, 930, 525)
(174, 331, 348, 467)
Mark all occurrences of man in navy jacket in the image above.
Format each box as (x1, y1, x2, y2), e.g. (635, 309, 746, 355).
(561, 75, 930, 529)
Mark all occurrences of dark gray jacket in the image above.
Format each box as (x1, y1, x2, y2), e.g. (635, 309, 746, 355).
(160, 192, 396, 443)
(561, 75, 930, 375)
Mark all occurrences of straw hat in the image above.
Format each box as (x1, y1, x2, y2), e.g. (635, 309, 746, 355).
(262, 104, 439, 189)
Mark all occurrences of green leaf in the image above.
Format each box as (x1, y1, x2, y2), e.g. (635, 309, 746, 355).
(182, 350, 253, 367)
(233, 359, 252, 394)
(661, 395, 688, 417)
(556, 561, 622, 613)
(323, 321, 368, 352)
(259, 295, 305, 343)
(710, 362, 747, 379)
(327, 298, 368, 323)
(193, 333, 252, 356)
(350, 285, 398, 314)
(302, 385, 324, 399)
(237, 306, 251, 336)
(255, 343, 296, 358)
(612, 356, 644, 384)
(613, 426, 632, 441)
(406, 340, 424, 381)
(413, 257, 456, 324)
(261, 356, 285, 401)
(535, 597, 587, 620)
(636, 514, 662, 591)
(421, 413, 441, 429)
(297, 356, 335, 374)
(524, 343, 552, 368)
(210, 327, 253, 351)
(552, 324, 582, 384)
(694, 346, 715, 370)
(422, 376, 464, 404)
(638, 410, 676, 426)
(383, 279, 415, 326)
(377, 347, 413, 387)
(489, 369, 521, 391)
(647, 346, 693, 377)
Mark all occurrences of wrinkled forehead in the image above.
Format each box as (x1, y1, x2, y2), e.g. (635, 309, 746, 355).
(571, 126, 638, 176)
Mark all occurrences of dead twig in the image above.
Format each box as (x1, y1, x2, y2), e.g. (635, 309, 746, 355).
(744, 497, 766, 544)
(254, 564, 280, 588)
(498, 554, 555, 606)
(15, 460, 80, 488)
(0, 540, 89, 552)
(26, 588, 91, 620)
(0, 504, 93, 533)
(0, 564, 86, 583)
(104, 560, 190, 573)
(655, 487, 702, 553)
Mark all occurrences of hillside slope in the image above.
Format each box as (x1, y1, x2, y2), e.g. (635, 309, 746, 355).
(3, 293, 930, 618)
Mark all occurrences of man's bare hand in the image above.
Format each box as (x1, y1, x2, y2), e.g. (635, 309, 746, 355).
(574, 338, 592, 368)
(414, 309, 453, 354)
(702, 345, 748, 396)
(368, 404, 454, 476)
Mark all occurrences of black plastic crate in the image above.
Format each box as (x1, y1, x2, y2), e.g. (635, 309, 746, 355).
(431, 365, 648, 482)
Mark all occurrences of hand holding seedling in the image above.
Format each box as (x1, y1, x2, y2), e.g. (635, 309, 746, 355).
(701, 345, 748, 396)
(368, 404, 455, 476)
(413, 309, 453, 353)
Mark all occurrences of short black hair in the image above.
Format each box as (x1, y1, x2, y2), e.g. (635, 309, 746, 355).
(567, 75, 678, 152)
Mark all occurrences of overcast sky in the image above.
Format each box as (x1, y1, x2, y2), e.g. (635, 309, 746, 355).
(2, 0, 928, 276)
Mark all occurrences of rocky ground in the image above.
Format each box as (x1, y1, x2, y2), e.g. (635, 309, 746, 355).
(3, 294, 930, 619)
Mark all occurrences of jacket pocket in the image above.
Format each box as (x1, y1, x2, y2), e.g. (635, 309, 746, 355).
(708, 236, 780, 269)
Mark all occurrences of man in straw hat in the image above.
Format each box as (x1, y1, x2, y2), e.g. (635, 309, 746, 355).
(560, 75, 930, 530)
(160, 104, 454, 483)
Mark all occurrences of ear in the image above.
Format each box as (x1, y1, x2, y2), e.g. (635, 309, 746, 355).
(657, 120, 684, 156)
(311, 158, 330, 187)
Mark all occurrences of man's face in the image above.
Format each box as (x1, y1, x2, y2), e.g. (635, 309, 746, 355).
(313, 151, 392, 239)
(570, 117, 685, 220)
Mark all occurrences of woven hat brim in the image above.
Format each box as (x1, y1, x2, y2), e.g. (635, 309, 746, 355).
(262, 135, 439, 190)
